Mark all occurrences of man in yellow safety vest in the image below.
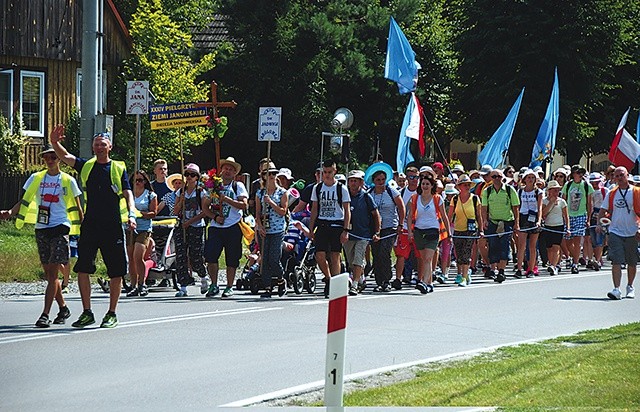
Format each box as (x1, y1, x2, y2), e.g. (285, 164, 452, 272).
(50, 124, 137, 328)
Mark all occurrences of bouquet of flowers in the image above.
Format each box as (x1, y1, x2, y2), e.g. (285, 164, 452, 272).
(200, 168, 224, 196)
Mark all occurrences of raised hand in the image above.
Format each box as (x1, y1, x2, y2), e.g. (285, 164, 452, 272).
(49, 124, 65, 144)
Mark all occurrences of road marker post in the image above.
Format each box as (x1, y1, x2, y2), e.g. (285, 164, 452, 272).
(324, 272, 349, 407)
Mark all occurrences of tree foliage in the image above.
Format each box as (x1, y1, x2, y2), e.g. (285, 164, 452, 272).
(112, 0, 217, 171)
(450, 0, 640, 166)
(0, 113, 26, 174)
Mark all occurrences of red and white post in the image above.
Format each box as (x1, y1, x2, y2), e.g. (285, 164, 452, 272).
(324, 272, 349, 407)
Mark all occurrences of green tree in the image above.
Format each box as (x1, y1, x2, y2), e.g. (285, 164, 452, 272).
(112, 0, 217, 171)
(451, 0, 640, 167)
(215, 0, 429, 178)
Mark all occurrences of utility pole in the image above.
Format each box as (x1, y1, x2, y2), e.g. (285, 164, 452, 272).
(80, 0, 100, 158)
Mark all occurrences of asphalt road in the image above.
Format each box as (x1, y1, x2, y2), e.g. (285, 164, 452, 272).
(0, 267, 637, 410)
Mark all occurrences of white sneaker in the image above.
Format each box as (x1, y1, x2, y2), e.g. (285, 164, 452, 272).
(626, 285, 635, 299)
(607, 288, 622, 300)
(200, 276, 210, 294)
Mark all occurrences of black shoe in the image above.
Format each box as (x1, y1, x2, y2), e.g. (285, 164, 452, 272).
(35, 313, 51, 328)
(53, 306, 71, 325)
(157, 279, 170, 288)
(495, 272, 506, 283)
(277, 280, 287, 297)
(483, 268, 494, 279)
(382, 282, 391, 292)
(391, 278, 402, 290)
(324, 277, 330, 298)
(139, 285, 149, 297)
(126, 288, 139, 297)
(260, 290, 272, 298)
(416, 281, 428, 294)
(525, 271, 534, 278)
(514, 269, 523, 279)
(571, 264, 579, 274)
(426, 284, 434, 293)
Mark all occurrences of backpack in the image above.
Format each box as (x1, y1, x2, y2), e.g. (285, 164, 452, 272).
(314, 181, 344, 205)
(451, 194, 479, 223)
(368, 184, 395, 201)
(606, 186, 640, 217)
(562, 180, 589, 200)
(409, 193, 449, 241)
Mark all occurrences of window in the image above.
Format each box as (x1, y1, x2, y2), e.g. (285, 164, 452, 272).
(20, 71, 45, 137)
(0, 70, 13, 129)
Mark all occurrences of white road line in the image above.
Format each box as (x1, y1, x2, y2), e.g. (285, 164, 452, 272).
(219, 335, 561, 407)
(0, 307, 282, 345)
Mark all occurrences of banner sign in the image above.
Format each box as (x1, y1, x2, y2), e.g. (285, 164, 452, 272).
(258, 107, 282, 141)
(150, 102, 207, 130)
(126, 81, 149, 115)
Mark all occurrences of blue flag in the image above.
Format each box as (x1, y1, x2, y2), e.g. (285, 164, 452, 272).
(478, 88, 525, 169)
(384, 17, 418, 95)
(396, 95, 419, 172)
(530, 68, 560, 168)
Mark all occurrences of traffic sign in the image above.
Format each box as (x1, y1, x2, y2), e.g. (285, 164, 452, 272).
(258, 107, 282, 141)
(149, 102, 208, 130)
(126, 81, 149, 115)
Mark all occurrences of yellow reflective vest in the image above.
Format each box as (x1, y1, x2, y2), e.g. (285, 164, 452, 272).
(15, 170, 82, 235)
(79, 157, 129, 223)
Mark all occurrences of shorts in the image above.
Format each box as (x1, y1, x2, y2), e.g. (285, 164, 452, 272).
(126, 230, 151, 247)
(566, 215, 587, 239)
(74, 220, 128, 278)
(588, 226, 605, 247)
(343, 239, 368, 268)
(607, 233, 638, 266)
(394, 231, 418, 259)
(543, 225, 564, 246)
(35, 225, 70, 265)
(518, 214, 541, 236)
(205, 223, 243, 268)
(413, 228, 439, 251)
(314, 222, 343, 253)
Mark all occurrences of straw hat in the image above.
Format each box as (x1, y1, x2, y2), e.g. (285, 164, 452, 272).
(166, 173, 183, 190)
(220, 156, 241, 173)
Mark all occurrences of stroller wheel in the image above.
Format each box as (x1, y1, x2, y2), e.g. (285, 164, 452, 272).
(305, 270, 317, 294)
(236, 278, 244, 291)
(292, 267, 304, 294)
(249, 277, 261, 295)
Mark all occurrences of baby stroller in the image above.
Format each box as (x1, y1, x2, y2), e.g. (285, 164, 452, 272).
(283, 237, 317, 294)
(146, 216, 179, 290)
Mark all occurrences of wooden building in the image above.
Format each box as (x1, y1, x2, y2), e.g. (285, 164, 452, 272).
(0, 0, 131, 167)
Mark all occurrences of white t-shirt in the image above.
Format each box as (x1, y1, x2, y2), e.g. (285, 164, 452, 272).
(23, 172, 82, 230)
(310, 181, 351, 221)
(401, 188, 417, 230)
(370, 185, 401, 229)
(209, 181, 248, 228)
(602, 188, 639, 237)
(519, 188, 541, 215)
(591, 186, 608, 210)
(413, 196, 443, 230)
(542, 197, 567, 227)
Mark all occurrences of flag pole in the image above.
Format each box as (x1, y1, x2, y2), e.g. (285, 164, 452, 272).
(420, 110, 453, 178)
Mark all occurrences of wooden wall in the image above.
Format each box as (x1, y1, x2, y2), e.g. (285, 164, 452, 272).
(0, 0, 131, 66)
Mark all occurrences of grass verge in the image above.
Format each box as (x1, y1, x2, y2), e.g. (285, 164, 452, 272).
(0, 221, 248, 283)
(342, 322, 640, 409)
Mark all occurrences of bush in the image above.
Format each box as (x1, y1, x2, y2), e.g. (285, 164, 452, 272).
(0, 113, 27, 173)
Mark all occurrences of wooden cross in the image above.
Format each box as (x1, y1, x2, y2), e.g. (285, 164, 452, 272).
(195, 81, 237, 171)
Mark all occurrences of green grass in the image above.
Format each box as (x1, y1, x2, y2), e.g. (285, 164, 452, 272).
(342, 323, 640, 409)
(0, 221, 248, 283)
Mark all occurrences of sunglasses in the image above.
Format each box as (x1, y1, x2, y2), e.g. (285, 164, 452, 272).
(43, 155, 57, 161)
(135, 178, 144, 183)
(184, 172, 198, 178)
(491, 175, 502, 179)
(407, 175, 419, 180)
(262, 171, 278, 176)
